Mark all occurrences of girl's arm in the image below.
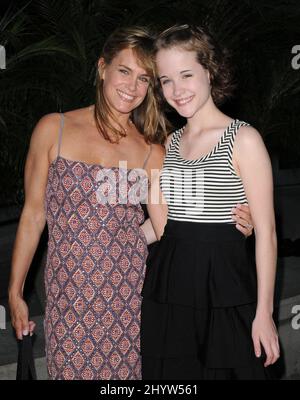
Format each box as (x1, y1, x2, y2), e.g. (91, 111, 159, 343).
(144, 144, 168, 240)
(234, 126, 280, 367)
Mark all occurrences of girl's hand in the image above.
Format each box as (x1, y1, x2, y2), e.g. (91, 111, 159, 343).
(232, 203, 254, 237)
(252, 312, 280, 367)
(9, 295, 36, 340)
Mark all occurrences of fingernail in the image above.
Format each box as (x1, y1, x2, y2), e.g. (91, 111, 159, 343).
(231, 207, 236, 213)
(237, 203, 242, 208)
(232, 215, 237, 220)
(23, 329, 29, 336)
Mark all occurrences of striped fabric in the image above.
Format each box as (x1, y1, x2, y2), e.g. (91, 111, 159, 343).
(160, 119, 250, 223)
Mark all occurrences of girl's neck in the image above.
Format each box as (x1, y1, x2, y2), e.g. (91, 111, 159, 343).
(185, 98, 225, 135)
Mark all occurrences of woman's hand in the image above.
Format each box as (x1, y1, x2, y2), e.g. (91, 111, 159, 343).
(252, 311, 280, 367)
(232, 203, 253, 237)
(9, 295, 36, 340)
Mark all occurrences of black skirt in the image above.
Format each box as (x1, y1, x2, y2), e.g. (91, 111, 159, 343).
(141, 219, 272, 380)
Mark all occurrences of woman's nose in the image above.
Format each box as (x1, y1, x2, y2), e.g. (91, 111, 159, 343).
(127, 78, 138, 92)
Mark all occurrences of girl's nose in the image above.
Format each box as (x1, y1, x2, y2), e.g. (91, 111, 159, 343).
(173, 82, 184, 97)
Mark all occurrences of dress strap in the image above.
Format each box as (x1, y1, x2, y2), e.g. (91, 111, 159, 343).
(57, 113, 64, 157)
(227, 120, 250, 155)
(165, 129, 180, 153)
(142, 144, 152, 169)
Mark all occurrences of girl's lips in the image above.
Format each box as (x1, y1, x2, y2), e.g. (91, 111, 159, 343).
(173, 95, 194, 106)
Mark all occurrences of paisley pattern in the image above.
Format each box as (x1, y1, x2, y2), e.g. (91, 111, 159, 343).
(44, 156, 148, 380)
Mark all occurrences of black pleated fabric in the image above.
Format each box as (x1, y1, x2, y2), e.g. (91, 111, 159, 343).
(141, 220, 271, 380)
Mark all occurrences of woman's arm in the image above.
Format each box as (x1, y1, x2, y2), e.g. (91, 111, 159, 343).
(8, 114, 58, 339)
(232, 203, 254, 237)
(234, 126, 280, 367)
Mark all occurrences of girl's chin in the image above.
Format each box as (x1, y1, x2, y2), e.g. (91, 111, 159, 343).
(170, 103, 195, 118)
(174, 109, 195, 118)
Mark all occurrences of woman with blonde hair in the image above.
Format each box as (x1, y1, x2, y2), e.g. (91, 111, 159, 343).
(8, 26, 167, 380)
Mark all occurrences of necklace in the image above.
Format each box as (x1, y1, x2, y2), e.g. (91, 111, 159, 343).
(124, 118, 133, 133)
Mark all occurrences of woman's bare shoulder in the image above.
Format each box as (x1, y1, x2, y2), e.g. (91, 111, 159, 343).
(146, 143, 165, 170)
(151, 143, 165, 156)
(30, 112, 62, 149)
(31, 107, 88, 145)
(61, 107, 89, 122)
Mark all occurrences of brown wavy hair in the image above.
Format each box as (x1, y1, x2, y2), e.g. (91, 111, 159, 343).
(154, 24, 235, 105)
(94, 26, 168, 144)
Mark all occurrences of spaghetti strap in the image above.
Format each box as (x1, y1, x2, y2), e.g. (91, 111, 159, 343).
(57, 113, 64, 157)
(142, 144, 152, 169)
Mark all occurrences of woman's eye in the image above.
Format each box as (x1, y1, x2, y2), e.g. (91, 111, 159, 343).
(139, 77, 150, 83)
(182, 74, 192, 79)
(161, 79, 170, 85)
(119, 69, 129, 75)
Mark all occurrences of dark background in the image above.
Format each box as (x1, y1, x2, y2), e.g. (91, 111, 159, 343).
(0, 0, 300, 206)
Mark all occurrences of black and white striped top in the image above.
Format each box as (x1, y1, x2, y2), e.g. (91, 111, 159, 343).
(160, 119, 250, 223)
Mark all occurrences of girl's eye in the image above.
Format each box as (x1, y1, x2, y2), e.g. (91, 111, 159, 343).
(182, 74, 193, 79)
(119, 69, 129, 75)
(161, 79, 170, 85)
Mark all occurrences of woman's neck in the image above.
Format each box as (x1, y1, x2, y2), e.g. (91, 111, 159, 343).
(90, 104, 132, 131)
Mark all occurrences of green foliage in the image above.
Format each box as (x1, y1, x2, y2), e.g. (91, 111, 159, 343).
(0, 0, 300, 205)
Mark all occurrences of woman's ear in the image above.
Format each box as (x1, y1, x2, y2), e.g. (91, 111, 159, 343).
(98, 57, 106, 80)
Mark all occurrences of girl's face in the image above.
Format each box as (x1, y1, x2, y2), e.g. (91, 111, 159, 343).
(156, 46, 211, 119)
(99, 48, 151, 117)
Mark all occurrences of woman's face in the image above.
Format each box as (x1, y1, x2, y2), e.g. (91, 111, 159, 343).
(99, 48, 151, 117)
(156, 46, 211, 119)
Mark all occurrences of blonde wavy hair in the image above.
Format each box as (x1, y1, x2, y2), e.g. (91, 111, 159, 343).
(94, 26, 169, 144)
